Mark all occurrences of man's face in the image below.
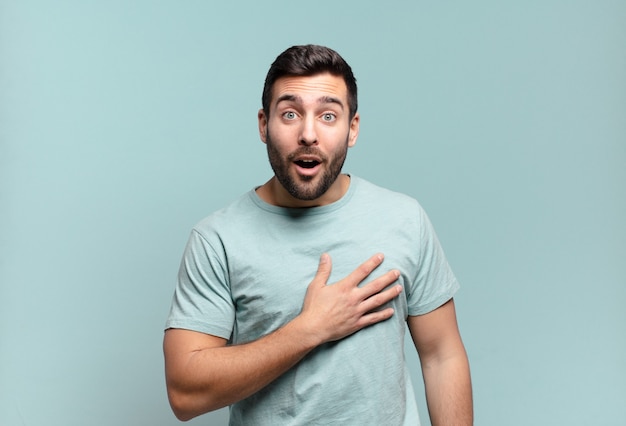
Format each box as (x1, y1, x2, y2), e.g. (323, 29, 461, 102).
(258, 73, 359, 207)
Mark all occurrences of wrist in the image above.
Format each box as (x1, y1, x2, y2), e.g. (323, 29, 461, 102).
(288, 313, 325, 350)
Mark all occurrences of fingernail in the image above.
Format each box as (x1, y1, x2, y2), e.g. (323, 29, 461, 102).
(320, 253, 329, 263)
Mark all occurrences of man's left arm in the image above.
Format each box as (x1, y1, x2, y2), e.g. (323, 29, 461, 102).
(407, 298, 473, 426)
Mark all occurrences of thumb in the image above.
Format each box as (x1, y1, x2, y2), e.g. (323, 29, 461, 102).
(310, 253, 332, 288)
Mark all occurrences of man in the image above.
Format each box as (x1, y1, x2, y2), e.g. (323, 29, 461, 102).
(164, 44, 472, 425)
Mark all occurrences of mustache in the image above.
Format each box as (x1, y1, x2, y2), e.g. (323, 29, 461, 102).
(286, 147, 327, 162)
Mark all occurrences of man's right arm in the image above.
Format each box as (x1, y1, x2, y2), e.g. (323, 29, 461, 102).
(163, 253, 402, 421)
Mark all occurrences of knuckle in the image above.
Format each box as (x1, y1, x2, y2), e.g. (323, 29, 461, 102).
(357, 263, 372, 276)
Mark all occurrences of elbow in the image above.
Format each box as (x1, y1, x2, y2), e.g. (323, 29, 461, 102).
(167, 386, 223, 422)
(168, 390, 197, 422)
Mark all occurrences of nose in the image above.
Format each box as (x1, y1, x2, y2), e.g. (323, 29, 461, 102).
(299, 116, 317, 146)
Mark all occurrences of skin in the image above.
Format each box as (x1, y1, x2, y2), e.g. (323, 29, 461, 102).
(164, 73, 473, 424)
(409, 300, 473, 425)
(256, 73, 359, 208)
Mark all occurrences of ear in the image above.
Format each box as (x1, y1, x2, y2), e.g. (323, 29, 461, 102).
(348, 112, 360, 147)
(258, 109, 268, 144)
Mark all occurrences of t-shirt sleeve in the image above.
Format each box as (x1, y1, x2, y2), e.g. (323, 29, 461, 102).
(164, 229, 235, 339)
(406, 205, 460, 316)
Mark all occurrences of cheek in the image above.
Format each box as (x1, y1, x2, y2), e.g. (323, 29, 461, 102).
(266, 122, 289, 143)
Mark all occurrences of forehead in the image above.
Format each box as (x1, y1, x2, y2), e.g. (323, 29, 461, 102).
(271, 73, 348, 106)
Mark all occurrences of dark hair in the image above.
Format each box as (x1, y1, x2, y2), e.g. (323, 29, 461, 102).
(262, 45, 358, 119)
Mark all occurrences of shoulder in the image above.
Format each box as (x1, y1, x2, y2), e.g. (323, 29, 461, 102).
(352, 176, 423, 212)
(192, 190, 258, 238)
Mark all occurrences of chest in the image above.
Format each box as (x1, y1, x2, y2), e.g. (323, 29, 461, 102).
(222, 219, 418, 344)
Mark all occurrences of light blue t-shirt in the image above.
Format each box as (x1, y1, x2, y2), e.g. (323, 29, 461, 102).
(166, 176, 459, 425)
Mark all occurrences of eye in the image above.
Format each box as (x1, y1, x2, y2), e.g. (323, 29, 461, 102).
(321, 113, 336, 122)
(282, 111, 297, 120)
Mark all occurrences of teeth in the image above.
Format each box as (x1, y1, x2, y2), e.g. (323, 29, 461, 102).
(295, 159, 319, 169)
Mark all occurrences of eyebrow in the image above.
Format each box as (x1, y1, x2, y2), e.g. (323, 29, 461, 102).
(276, 94, 345, 110)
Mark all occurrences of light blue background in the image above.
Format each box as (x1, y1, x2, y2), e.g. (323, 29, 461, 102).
(1, 1, 624, 425)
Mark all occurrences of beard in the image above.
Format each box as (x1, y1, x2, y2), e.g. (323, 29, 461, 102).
(265, 131, 349, 201)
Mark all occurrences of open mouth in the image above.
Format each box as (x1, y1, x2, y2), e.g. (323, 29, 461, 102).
(294, 160, 320, 169)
